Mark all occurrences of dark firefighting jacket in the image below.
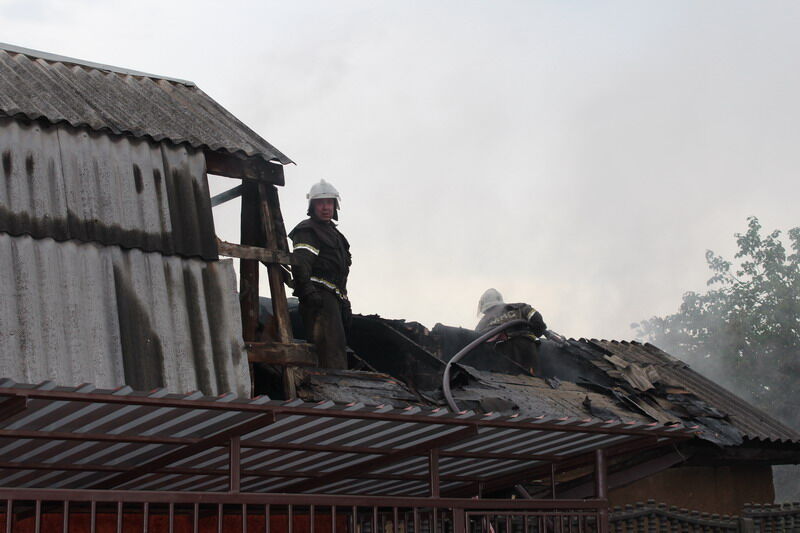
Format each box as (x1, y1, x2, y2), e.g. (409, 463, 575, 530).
(476, 303, 546, 338)
(288, 218, 351, 300)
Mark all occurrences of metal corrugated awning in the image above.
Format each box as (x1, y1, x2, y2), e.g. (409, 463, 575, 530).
(0, 380, 694, 497)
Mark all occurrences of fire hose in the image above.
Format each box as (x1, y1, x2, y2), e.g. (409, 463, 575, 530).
(441, 321, 567, 413)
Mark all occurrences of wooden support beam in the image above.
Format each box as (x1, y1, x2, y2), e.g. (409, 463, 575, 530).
(205, 151, 285, 186)
(246, 342, 317, 366)
(263, 184, 290, 252)
(257, 181, 302, 399)
(239, 182, 262, 345)
(94, 412, 276, 490)
(282, 426, 478, 493)
(258, 182, 293, 345)
(210, 184, 245, 207)
(217, 238, 291, 265)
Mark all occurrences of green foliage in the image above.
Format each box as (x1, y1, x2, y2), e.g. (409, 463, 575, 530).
(634, 217, 800, 427)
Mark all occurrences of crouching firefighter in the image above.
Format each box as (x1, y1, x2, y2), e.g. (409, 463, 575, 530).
(289, 180, 352, 369)
(475, 288, 546, 375)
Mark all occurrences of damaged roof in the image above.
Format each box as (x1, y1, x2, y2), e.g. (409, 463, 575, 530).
(586, 339, 800, 444)
(0, 43, 292, 165)
(296, 316, 800, 456)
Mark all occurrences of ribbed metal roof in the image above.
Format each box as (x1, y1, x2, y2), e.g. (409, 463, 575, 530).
(0, 117, 218, 259)
(0, 234, 250, 397)
(0, 43, 292, 165)
(0, 381, 692, 496)
(587, 340, 800, 444)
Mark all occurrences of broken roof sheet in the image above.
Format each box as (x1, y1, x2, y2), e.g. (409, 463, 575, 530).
(0, 381, 691, 497)
(0, 43, 292, 165)
(587, 340, 800, 445)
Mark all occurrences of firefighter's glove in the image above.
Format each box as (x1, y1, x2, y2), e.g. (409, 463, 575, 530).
(302, 291, 324, 310)
(528, 311, 547, 337)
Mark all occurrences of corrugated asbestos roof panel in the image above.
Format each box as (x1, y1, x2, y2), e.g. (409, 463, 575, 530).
(0, 117, 218, 259)
(0, 382, 692, 496)
(588, 340, 800, 444)
(0, 44, 292, 165)
(0, 233, 250, 397)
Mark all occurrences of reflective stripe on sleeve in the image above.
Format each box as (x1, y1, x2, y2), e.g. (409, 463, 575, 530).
(293, 243, 319, 255)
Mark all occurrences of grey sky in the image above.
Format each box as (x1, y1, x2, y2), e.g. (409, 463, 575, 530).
(2, 0, 797, 339)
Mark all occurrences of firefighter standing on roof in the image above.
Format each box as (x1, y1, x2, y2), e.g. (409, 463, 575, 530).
(289, 180, 352, 369)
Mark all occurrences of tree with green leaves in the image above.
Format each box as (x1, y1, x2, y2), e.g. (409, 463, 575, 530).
(634, 217, 800, 428)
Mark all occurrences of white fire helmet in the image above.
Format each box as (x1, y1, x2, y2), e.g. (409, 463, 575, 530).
(307, 179, 340, 205)
(477, 288, 504, 315)
(306, 179, 341, 219)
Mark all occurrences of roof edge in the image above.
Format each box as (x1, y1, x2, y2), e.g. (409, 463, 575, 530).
(0, 112, 292, 166)
(0, 42, 195, 87)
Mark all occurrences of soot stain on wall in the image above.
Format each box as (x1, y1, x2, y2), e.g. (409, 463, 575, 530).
(113, 264, 165, 391)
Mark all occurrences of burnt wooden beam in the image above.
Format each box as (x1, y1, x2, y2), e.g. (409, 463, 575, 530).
(239, 181, 262, 346)
(258, 182, 293, 344)
(205, 151, 285, 186)
(246, 342, 316, 366)
(263, 184, 290, 252)
(257, 181, 302, 398)
(93, 412, 276, 490)
(281, 425, 478, 493)
(217, 237, 291, 265)
(210, 184, 245, 207)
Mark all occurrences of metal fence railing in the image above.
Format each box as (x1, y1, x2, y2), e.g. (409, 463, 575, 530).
(0, 488, 608, 533)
